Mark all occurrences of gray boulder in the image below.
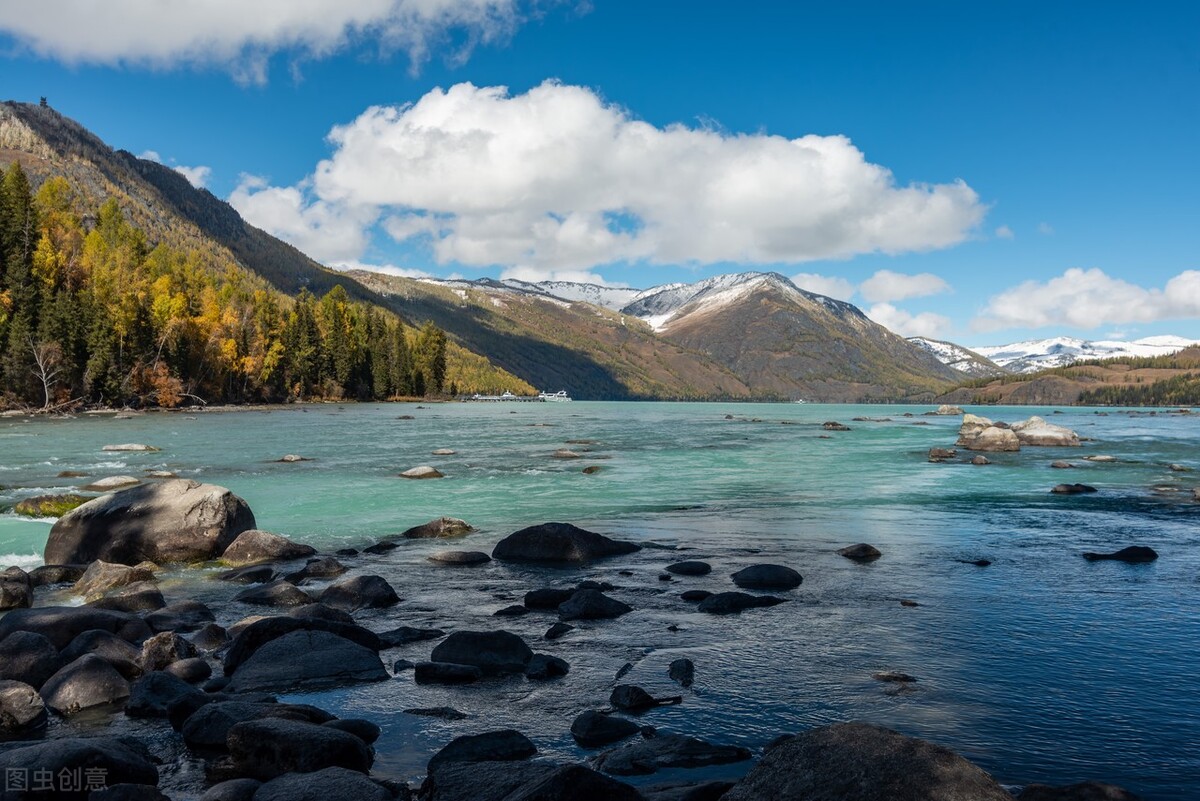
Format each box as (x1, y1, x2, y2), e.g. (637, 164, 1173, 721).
(74, 560, 157, 600)
(217, 565, 277, 584)
(0, 737, 158, 796)
(222, 616, 384, 675)
(227, 717, 373, 780)
(317, 575, 400, 611)
(125, 670, 207, 719)
(90, 580, 165, 613)
(595, 733, 752, 776)
(60, 629, 144, 679)
(571, 710, 641, 748)
(219, 529, 316, 567)
(39, 653, 131, 715)
(0, 630, 60, 688)
(0, 606, 152, 648)
(180, 700, 334, 750)
(665, 561, 711, 576)
(226, 630, 388, 692)
(430, 630, 533, 675)
(837, 544, 881, 562)
(28, 563, 86, 586)
(427, 729, 537, 773)
(402, 516, 474, 538)
(0, 566, 32, 610)
(492, 522, 640, 564)
(0, 679, 47, 732)
(283, 556, 347, 582)
(557, 589, 632, 621)
(166, 657, 212, 683)
(145, 600, 216, 633)
(697, 592, 786, 615)
(1017, 781, 1145, 800)
(234, 580, 313, 607)
(252, 767, 394, 801)
(731, 564, 802, 590)
(429, 550, 491, 565)
(141, 631, 198, 671)
(45, 479, 256, 565)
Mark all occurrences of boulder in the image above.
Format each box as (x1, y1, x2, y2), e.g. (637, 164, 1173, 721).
(558, 589, 632, 620)
(1085, 455, 1118, 462)
(201, 779, 262, 801)
(39, 653, 131, 714)
(680, 590, 712, 602)
(837, 544, 881, 562)
(495, 604, 530, 617)
(935, 405, 964, 415)
(0, 631, 61, 688)
(90, 580, 165, 613)
(252, 767, 394, 801)
(822, 421, 851, 431)
(492, 522, 640, 564)
(1082, 546, 1158, 563)
(74, 560, 157, 600)
(227, 717, 373, 780)
(217, 564, 277, 584)
(145, 600, 215, 633)
(610, 684, 678, 713)
(0, 679, 47, 732)
(83, 475, 142, 491)
(323, 718, 381, 744)
(226, 629, 388, 693)
(103, 443, 160, 452)
(427, 729, 537, 773)
(505, 764, 643, 801)
(1012, 416, 1081, 446)
(524, 653, 570, 680)
(553, 449, 582, 459)
(0, 738, 158, 796)
(1051, 460, 1075, 469)
(125, 670, 207, 719)
(432, 448, 457, 455)
(669, 658, 695, 688)
(60, 629, 143, 679)
(28, 563, 86, 586)
(429, 550, 491, 565)
(641, 780, 736, 801)
(222, 616, 384, 675)
(927, 448, 957, 462)
(361, 540, 399, 555)
(13, 493, 88, 517)
(731, 564, 802, 590)
(219, 530, 316, 567)
(1052, 483, 1098, 495)
(141, 631, 198, 671)
(962, 426, 1021, 452)
(402, 517, 474, 538)
(571, 710, 642, 747)
(1017, 781, 1145, 800)
(89, 785, 171, 801)
(0, 566, 32, 610)
(971, 455, 991, 465)
(524, 587, 576, 609)
(430, 630, 533, 675)
(400, 465, 444, 479)
(665, 561, 711, 576)
(166, 657, 212, 683)
(420, 761, 559, 801)
(697, 592, 786, 615)
(544, 623, 573, 640)
(595, 733, 752, 776)
(378, 626, 445, 647)
(181, 700, 335, 750)
(317, 575, 400, 611)
(721, 722, 1012, 801)
(283, 556, 346, 582)
(414, 662, 483, 684)
(45, 479, 256, 565)
(191, 623, 229, 652)
(0, 606, 150, 649)
(234, 580, 313, 607)
(276, 454, 311, 462)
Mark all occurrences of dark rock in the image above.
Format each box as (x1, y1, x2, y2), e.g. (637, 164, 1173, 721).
(200, 778, 262, 801)
(74, 560, 156, 600)
(220, 529, 316, 567)
(679, 590, 711, 602)
(251, 767, 394, 801)
(227, 717, 373, 780)
(402, 516, 475, 539)
(837, 544, 881, 562)
(223, 616, 384, 675)
(361, 540, 400, 555)
(0, 605, 150, 649)
(378, 626, 446, 648)
(39, 653, 131, 714)
(665, 561, 711, 576)
(720, 722, 1012, 801)
(495, 604, 531, 617)
(317, 575, 400, 612)
(203, 675, 231, 692)
(873, 671, 918, 683)
(610, 684, 681, 713)
(697, 592, 786, 615)
(284, 555, 347, 582)
(959, 559, 992, 567)
(181, 700, 335, 750)
(225, 630, 388, 693)
(1082, 546, 1158, 563)
(414, 662, 483, 684)
(1051, 460, 1075, 469)
(928, 447, 957, 462)
(595, 733, 752, 776)
(1017, 781, 1145, 800)
(524, 653, 570, 680)
(430, 630, 533, 675)
(0, 737, 158, 797)
(145, 600, 215, 633)
(336, 548, 360, 557)
(544, 623, 573, 640)
(615, 663, 634, 680)
(730, 564, 802, 590)
(60, 629, 143, 679)
(323, 718, 381, 744)
(822, 421, 851, 431)
(557, 589, 632, 621)
(668, 658, 695, 688)
(427, 729, 536, 773)
(90, 580, 165, 613)
(0, 630, 60, 688)
(191, 623, 228, 652)
(233, 580, 313, 607)
(524, 587, 576, 609)
(404, 706, 468, 720)
(576, 579, 617, 591)
(0, 566, 32, 610)
(492, 522, 640, 564)
(44, 479, 256, 565)
(216, 565, 277, 584)
(571, 710, 641, 747)
(971, 455, 991, 465)
(166, 657, 212, 683)
(505, 764, 643, 801)
(28, 563, 86, 586)
(582, 465, 604, 474)
(1051, 483, 1098, 494)
(0, 679, 47, 732)
(429, 550, 491, 565)
(641, 780, 737, 801)
(900, 599, 921, 607)
(658, 573, 673, 581)
(420, 761, 554, 801)
(126, 670, 207, 718)
(394, 659, 414, 673)
(86, 783, 170, 801)
(141, 630, 198, 671)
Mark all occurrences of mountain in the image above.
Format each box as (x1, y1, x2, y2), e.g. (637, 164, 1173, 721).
(973, 335, 1200, 373)
(907, 337, 1008, 378)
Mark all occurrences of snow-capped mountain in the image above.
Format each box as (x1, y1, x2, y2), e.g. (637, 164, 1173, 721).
(502, 279, 646, 310)
(974, 335, 1200, 373)
(907, 337, 1008, 377)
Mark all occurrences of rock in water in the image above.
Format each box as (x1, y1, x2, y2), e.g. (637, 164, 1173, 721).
(1082, 546, 1158, 563)
(668, 658, 695, 688)
(401, 516, 475, 538)
(0, 631, 61, 689)
(83, 475, 142, 491)
(1017, 781, 1145, 800)
(13, 493, 89, 518)
(697, 592, 786, 615)
(45, 479, 256, 565)
(0, 567, 32, 610)
(400, 465, 444, 479)
(1012, 416, 1081, 446)
(0, 679, 47, 732)
(74, 560, 156, 600)
(252, 767, 393, 801)
(571, 710, 642, 748)
(40, 654, 131, 714)
(731, 564, 802, 590)
(227, 718, 373, 780)
(317, 575, 400, 611)
(219, 530, 316, 566)
(837, 544, 881, 562)
(429, 550, 491, 565)
(102, 443, 160, 452)
(0, 738, 158, 793)
(557, 589, 632, 620)
(0, 606, 150, 649)
(225, 630, 388, 692)
(492, 522, 641, 564)
(665, 560, 711, 576)
(427, 729, 537, 773)
(595, 733, 752, 776)
(506, 764, 643, 801)
(430, 630, 532, 675)
(1052, 483, 1098, 495)
(721, 722, 1013, 801)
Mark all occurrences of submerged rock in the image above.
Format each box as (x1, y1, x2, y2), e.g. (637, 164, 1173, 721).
(13, 493, 89, 517)
(103, 443, 159, 452)
(668, 658, 695, 688)
(492, 522, 641, 564)
(730, 564, 802, 590)
(595, 733, 752, 776)
(430, 630, 533, 675)
(219, 530, 316, 567)
(1017, 781, 1145, 800)
(665, 561, 711, 576)
(401, 516, 475, 538)
(571, 710, 642, 748)
(429, 550, 491, 565)
(697, 592, 786, 615)
(1052, 483, 1098, 495)
(378, 626, 445, 647)
(558, 589, 632, 621)
(415, 662, 483, 684)
(400, 465, 444, 479)
(610, 685, 680, 713)
(226, 630, 388, 692)
(837, 544, 881, 562)
(927, 447, 957, 462)
(1082, 546, 1158, 563)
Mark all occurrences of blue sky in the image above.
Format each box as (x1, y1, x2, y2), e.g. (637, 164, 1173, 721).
(0, 1, 1197, 347)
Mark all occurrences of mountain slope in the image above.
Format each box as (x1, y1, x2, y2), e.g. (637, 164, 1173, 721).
(907, 337, 1008, 378)
(974, 335, 1200, 373)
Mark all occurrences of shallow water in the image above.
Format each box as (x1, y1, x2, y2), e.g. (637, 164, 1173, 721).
(1, 402, 1198, 799)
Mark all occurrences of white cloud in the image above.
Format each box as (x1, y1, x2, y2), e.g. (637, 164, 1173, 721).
(0, 0, 520, 83)
(866, 303, 951, 339)
(330, 259, 432, 278)
(973, 267, 1200, 332)
(790, 273, 856, 301)
(230, 175, 379, 262)
(139, 149, 162, 162)
(995, 224, 1014, 239)
(174, 164, 212, 189)
(1037, 222, 1054, 235)
(858, 269, 951, 304)
(232, 81, 986, 279)
(500, 266, 617, 285)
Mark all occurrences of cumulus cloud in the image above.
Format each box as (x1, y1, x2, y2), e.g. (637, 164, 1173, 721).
(790, 272, 856, 301)
(173, 165, 212, 189)
(973, 267, 1200, 332)
(994, 225, 1014, 239)
(330, 259, 432, 278)
(858, 269, 951, 304)
(866, 303, 952, 339)
(230, 175, 379, 262)
(231, 81, 986, 279)
(0, 0, 520, 82)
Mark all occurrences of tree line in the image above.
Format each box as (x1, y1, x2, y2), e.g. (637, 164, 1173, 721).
(0, 163, 450, 409)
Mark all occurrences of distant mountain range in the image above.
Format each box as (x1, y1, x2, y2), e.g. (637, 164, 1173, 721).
(971, 335, 1200, 373)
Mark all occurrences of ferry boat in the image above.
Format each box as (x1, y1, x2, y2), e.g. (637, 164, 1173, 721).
(538, 390, 572, 402)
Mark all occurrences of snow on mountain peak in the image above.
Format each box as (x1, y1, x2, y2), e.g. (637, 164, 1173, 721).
(974, 335, 1200, 373)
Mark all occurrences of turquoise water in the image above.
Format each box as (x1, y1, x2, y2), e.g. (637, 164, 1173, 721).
(2, 402, 1199, 798)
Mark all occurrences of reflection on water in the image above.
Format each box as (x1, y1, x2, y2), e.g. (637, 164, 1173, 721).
(2, 402, 1199, 799)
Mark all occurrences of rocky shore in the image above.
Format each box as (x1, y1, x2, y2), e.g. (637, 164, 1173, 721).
(0, 475, 1149, 801)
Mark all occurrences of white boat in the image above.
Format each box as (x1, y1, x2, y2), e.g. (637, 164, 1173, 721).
(538, 390, 572, 402)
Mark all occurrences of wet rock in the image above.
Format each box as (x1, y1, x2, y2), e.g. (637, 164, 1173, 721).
(1052, 483, 1098, 494)
(200, 778, 262, 801)
(959, 559, 992, 567)
(74, 560, 157, 600)
(0, 737, 158, 795)
(495, 604, 530, 617)
(900, 599, 921, 607)
(378, 626, 445, 648)
(582, 465, 604, 474)
(226, 630, 388, 693)
(1082, 546, 1158, 563)
(595, 733, 752, 776)
(103, 443, 159, 452)
(668, 658, 695, 688)
(928, 447, 957, 462)
(400, 465, 444, 479)
(401, 517, 475, 539)
(427, 729, 537, 773)
(0, 679, 47, 732)
(0, 631, 61, 688)
(1012, 416, 1081, 447)
(1017, 781, 1145, 800)
(730, 564, 802, 590)
(873, 671, 918, 683)
(610, 685, 681, 713)
(641, 780, 737, 801)
(430, 630, 533, 675)
(935, 405, 964, 415)
(13, 493, 88, 517)
(60, 629, 143, 679)
(558, 589, 632, 621)
(125, 670, 207, 719)
(216, 565, 277, 584)
(191, 623, 228, 652)
(571, 710, 642, 748)
(0, 605, 150, 649)
(227, 717, 373, 780)
(506, 764, 642, 801)
(180, 700, 335, 750)
(429, 550, 491, 565)
(317, 575, 400, 612)
(492, 522, 641, 564)
(361, 540, 399, 555)
(83, 475, 142, 491)
(234, 579, 313, 607)
(166, 657, 212, 683)
(721, 722, 1012, 801)
(544, 623, 574, 640)
(145, 600, 215, 633)
(553, 449, 582, 459)
(415, 662, 483, 684)
(252, 767, 394, 801)
(837, 544, 881, 562)
(219, 529, 316, 567)
(1085, 455, 1118, 462)
(0, 566, 32, 610)
(28, 563, 86, 586)
(223, 616, 384, 675)
(45, 479, 256, 565)
(1168, 463, 1192, 472)
(615, 663, 634, 680)
(405, 706, 467, 720)
(40, 653, 131, 714)
(432, 448, 457, 455)
(822, 421, 851, 431)
(91, 580, 165, 613)
(145, 470, 178, 479)
(1051, 460, 1075, 469)
(524, 653, 570, 680)
(680, 590, 712, 602)
(665, 561, 711, 576)
(283, 556, 347, 582)
(324, 718, 381, 745)
(524, 587, 576, 609)
(276, 454, 311, 462)
(971, 455, 991, 465)
(697, 592, 786, 615)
